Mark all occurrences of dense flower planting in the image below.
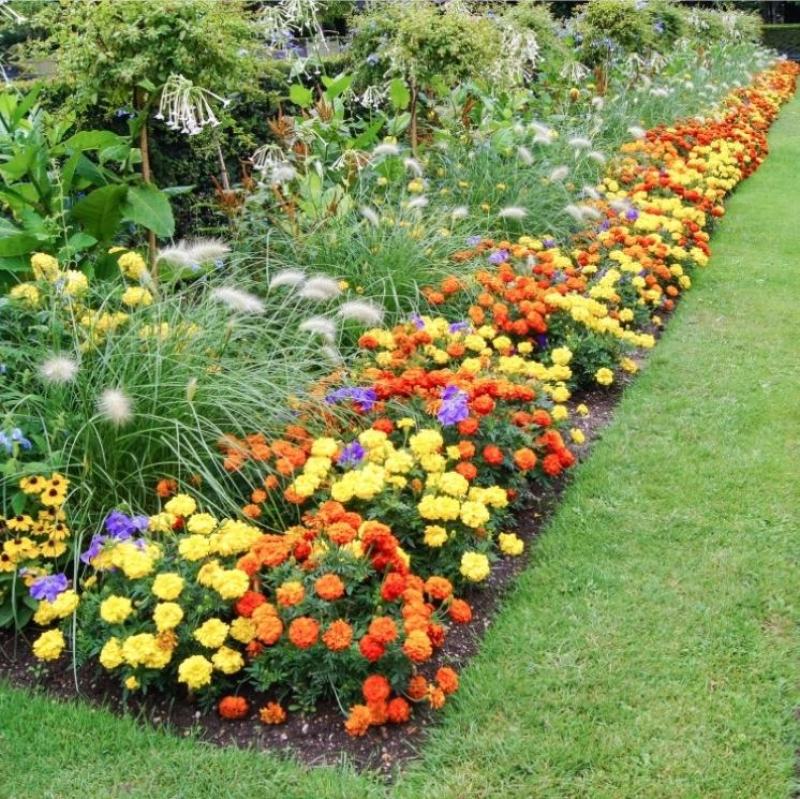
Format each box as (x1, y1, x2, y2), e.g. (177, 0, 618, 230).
(9, 60, 798, 736)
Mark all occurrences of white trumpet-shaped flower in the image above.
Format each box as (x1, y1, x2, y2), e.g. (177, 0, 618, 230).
(155, 74, 228, 136)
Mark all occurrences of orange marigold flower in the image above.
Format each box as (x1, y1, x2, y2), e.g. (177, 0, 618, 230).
(402, 630, 433, 663)
(218, 695, 249, 720)
(242, 503, 262, 518)
(428, 686, 446, 710)
(326, 521, 357, 546)
(542, 453, 562, 476)
(322, 619, 353, 652)
(424, 576, 453, 601)
(259, 702, 287, 725)
(236, 554, 260, 577)
(455, 461, 478, 480)
(315, 573, 345, 601)
(155, 478, 177, 498)
(457, 417, 479, 436)
(276, 581, 305, 607)
(251, 602, 278, 624)
(235, 591, 265, 618)
(381, 573, 407, 602)
(513, 447, 537, 471)
(362, 674, 392, 704)
(344, 704, 373, 737)
(407, 675, 428, 701)
(263, 474, 279, 491)
(251, 488, 267, 503)
(471, 395, 495, 416)
(386, 696, 411, 723)
(448, 598, 473, 624)
(367, 616, 398, 644)
(436, 666, 459, 695)
(532, 409, 552, 427)
(256, 615, 284, 645)
(457, 440, 476, 459)
(368, 700, 388, 726)
(358, 634, 386, 662)
(288, 616, 319, 649)
(252, 534, 292, 568)
(372, 418, 394, 434)
(482, 444, 504, 466)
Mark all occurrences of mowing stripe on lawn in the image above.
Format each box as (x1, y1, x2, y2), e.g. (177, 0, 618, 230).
(2, 94, 799, 799)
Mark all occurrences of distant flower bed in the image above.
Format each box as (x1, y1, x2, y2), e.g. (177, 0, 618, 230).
(7, 60, 798, 738)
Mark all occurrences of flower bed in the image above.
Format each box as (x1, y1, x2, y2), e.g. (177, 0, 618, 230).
(7, 60, 799, 744)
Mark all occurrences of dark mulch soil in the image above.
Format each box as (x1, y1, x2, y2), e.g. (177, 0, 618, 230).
(0, 370, 635, 775)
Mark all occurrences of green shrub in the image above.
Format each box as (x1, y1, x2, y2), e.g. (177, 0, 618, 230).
(763, 23, 800, 58)
(577, 0, 655, 66)
(645, 0, 688, 52)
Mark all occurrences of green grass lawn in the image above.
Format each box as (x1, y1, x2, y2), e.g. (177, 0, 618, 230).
(2, 94, 799, 799)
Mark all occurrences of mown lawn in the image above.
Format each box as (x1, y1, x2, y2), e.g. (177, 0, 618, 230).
(2, 93, 799, 799)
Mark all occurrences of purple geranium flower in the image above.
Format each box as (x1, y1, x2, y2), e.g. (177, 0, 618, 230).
(410, 313, 425, 330)
(466, 235, 482, 247)
(325, 387, 378, 413)
(80, 533, 107, 564)
(30, 573, 69, 603)
(488, 249, 508, 266)
(437, 385, 470, 427)
(543, 238, 556, 249)
(448, 321, 470, 334)
(625, 208, 639, 222)
(338, 441, 366, 468)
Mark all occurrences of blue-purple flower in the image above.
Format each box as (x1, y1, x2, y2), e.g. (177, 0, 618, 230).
(29, 573, 69, 603)
(410, 313, 425, 330)
(80, 534, 107, 564)
(338, 441, 366, 468)
(466, 235, 482, 247)
(104, 510, 149, 541)
(437, 385, 470, 427)
(625, 208, 639, 222)
(325, 387, 378, 413)
(448, 321, 470, 334)
(488, 250, 508, 266)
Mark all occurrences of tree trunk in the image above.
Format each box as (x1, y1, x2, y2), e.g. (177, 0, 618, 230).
(134, 87, 158, 278)
(409, 83, 419, 157)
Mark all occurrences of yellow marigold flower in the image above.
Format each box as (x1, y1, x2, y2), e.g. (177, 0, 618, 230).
(100, 595, 134, 624)
(310, 437, 338, 457)
(423, 525, 448, 548)
(113, 543, 155, 579)
(570, 428, 586, 444)
(460, 500, 490, 529)
(32, 629, 65, 661)
(211, 569, 250, 600)
(178, 655, 214, 690)
(460, 551, 490, 582)
(62, 270, 88, 297)
(498, 532, 524, 556)
(576, 403, 589, 416)
(438, 471, 469, 498)
(30, 252, 60, 281)
(197, 560, 222, 588)
(179, 534, 211, 562)
(9, 283, 40, 308)
(124, 676, 140, 691)
(148, 512, 176, 533)
(121, 286, 153, 307)
(551, 347, 573, 366)
(164, 494, 197, 517)
(33, 589, 79, 625)
(211, 646, 244, 675)
(551, 404, 568, 422)
(620, 357, 638, 374)
(117, 251, 148, 281)
(551, 385, 570, 404)
(153, 601, 184, 632)
(419, 453, 446, 473)
(595, 367, 614, 386)
(229, 616, 257, 644)
(193, 618, 229, 649)
(186, 513, 217, 535)
(152, 572, 184, 601)
(396, 417, 416, 430)
(99, 637, 125, 669)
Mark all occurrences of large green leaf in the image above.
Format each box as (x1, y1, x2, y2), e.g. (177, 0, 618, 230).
(389, 78, 411, 111)
(121, 184, 175, 238)
(289, 83, 314, 108)
(53, 130, 126, 154)
(322, 73, 353, 102)
(70, 184, 128, 241)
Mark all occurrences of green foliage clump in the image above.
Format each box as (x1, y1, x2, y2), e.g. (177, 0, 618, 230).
(351, 0, 501, 92)
(645, 0, 688, 52)
(502, 0, 569, 76)
(577, 0, 655, 66)
(31, 0, 260, 114)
